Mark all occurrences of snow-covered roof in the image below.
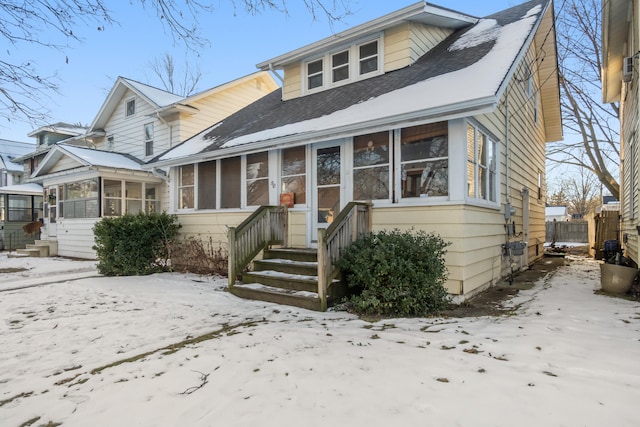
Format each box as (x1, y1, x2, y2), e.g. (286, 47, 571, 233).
(0, 140, 35, 172)
(27, 122, 88, 138)
(546, 206, 567, 217)
(33, 143, 144, 178)
(0, 183, 43, 195)
(152, 0, 558, 166)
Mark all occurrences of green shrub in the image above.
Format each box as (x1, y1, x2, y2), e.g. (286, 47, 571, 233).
(93, 212, 181, 276)
(335, 229, 450, 317)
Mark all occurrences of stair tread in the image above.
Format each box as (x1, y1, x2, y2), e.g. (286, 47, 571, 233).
(235, 282, 319, 299)
(246, 269, 318, 282)
(256, 258, 318, 267)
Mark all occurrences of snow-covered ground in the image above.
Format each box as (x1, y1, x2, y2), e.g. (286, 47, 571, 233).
(1, 253, 639, 426)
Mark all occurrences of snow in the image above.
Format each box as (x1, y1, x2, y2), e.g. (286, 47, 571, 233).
(448, 19, 499, 51)
(60, 143, 144, 170)
(159, 5, 540, 160)
(1, 252, 639, 426)
(0, 183, 43, 195)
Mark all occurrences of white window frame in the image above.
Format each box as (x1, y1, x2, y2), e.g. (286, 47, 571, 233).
(466, 122, 498, 204)
(125, 98, 136, 117)
(303, 35, 383, 94)
(144, 123, 154, 156)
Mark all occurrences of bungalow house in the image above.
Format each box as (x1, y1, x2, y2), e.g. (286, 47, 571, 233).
(0, 139, 36, 186)
(602, 0, 639, 263)
(147, 0, 562, 308)
(27, 72, 278, 258)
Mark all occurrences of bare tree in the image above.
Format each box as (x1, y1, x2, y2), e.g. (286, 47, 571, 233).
(0, 0, 351, 126)
(547, 0, 620, 200)
(147, 53, 203, 97)
(548, 166, 601, 217)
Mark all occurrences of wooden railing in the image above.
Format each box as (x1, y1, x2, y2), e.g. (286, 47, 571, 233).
(317, 202, 372, 311)
(227, 206, 287, 287)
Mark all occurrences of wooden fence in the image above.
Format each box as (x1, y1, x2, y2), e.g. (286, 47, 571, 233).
(592, 210, 620, 260)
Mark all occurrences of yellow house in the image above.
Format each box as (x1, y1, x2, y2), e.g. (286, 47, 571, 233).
(148, 0, 562, 310)
(27, 72, 279, 258)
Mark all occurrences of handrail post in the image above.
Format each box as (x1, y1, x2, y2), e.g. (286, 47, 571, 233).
(228, 227, 237, 288)
(317, 228, 328, 311)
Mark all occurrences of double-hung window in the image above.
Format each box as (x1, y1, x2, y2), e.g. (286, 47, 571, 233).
(307, 59, 323, 90)
(359, 40, 379, 75)
(178, 165, 195, 209)
(332, 50, 349, 83)
(144, 123, 154, 156)
(125, 98, 136, 117)
(467, 124, 497, 202)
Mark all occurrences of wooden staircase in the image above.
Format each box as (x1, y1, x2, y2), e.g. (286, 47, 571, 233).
(227, 202, 371, 312)
(230, 248, 346, 311)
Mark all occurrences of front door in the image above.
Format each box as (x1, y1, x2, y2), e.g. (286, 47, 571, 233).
(311, 143, 344, 244)
(46, 186, 58, 238)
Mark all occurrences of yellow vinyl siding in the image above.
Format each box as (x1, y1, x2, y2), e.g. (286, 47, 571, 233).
(282, 63, 302, 101)
(177, 211, 250, 248)
(384, 23, 413, 71)
(288, 210, 308, 247)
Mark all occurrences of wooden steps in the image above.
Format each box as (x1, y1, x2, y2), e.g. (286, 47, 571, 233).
(230, 247, 346, 311)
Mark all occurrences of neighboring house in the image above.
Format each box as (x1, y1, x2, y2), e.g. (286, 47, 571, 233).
(602, 0, 638, 262)
(546, 206, 571, 222)
(0, 139, 36, 186)
(148, 0, 562, 299)
(0, 183, 43, 251)
(28, 72, 279, 258)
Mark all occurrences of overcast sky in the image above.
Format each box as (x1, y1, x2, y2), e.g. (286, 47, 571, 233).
(0, 0, 519, 143)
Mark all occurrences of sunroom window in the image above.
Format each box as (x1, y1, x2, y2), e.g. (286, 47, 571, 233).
(221, 157, 241, 209)
(179, 165, 195, 209)
(467, 124, 497, 202)
(400, 123, 448, 198)
(246, 152, 269, 206)
(62, 179, 99, 219)
(281, 146, 306, 205)
(353, 131, 390, 200)
(198, 160, 217, 210)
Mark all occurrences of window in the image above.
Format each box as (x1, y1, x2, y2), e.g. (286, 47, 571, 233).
(537, 171, 543, 202)
(198, 161, 217, 210)
(144, 123, 154, 156)
(221, 157, 241, 208)
(332, 50, 349, 83)
(179, 165, 194, 209)
(307, 59, 323, 90)
(305, 37, 381, 92)
(125, 98, 136, 117)
(145, 185, 160, 213)
(62, 179, 99, 219)
(125, 181, 143, 214)
(467, 124, 497, 202)
(281, 146, 306, 205)
(353, 131, 390, 200)
(7, 195, 32, 222)
(359, 40, 379, 75)
(107, 135, 115, 151)
(38, 134, 46, 146)
(400, 123, 448, 198)
(103, 180, 122, 216)
(246, 152, 269, 206)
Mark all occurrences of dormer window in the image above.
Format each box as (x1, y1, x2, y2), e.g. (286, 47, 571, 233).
(304, 36, 382, 93)
(359, 40, 379, 75)
(332, 50, 349, 83)
(125, 98, 136, 117)
(307, 59, 323, 90)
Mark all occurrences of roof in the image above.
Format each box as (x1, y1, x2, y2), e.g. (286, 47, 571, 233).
(602, 0, 630, 103)
(89, 72, 279, 132)
(256, 1, 478, 70)
(0, 183, 43, 195)
(33, 143, 145, 178)
(546, 206, 568, 216)
(27, 122, 88, 138)
(152, 0, 558, 167)
(0, 139, 35, 172)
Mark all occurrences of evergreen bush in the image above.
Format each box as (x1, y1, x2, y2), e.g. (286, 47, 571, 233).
(93, 212, 181, 276)
(335, 229, 450, 317)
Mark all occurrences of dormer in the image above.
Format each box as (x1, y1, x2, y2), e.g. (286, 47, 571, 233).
(257, 1, 477, 101)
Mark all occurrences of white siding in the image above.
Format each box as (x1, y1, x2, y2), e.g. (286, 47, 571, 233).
(56, 218, 99, 259)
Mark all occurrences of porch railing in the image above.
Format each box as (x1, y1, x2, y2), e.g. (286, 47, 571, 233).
(317, 202, 372, 311)
(227, 206, 287, 287)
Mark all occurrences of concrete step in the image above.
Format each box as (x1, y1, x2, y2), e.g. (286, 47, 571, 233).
(16, 248, 43, 257)
(26, 243, 49, 257)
